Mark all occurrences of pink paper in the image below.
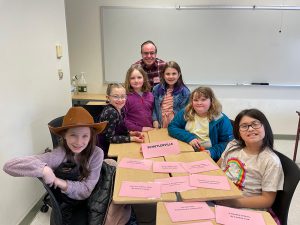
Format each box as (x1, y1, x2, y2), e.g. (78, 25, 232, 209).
(141, 140, 180, 159)
(153, 161, 186, 173)
(119, 181, 161, 198)
(182, 159, 220, 174)
(181, 222, 214, 225)
(189, 174, 231, 190)
(164, 202, 215, 222)
(118, 157, 153, 170)
(155, 176, 196, 193)
(215, 205, 266, 225)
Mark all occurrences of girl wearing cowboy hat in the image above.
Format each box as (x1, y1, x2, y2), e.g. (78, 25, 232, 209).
(3, 106, 107, 201)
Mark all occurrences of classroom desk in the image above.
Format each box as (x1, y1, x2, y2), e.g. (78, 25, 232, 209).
(112, 151, 177, 204)
(147, 128, 194, 153)
(164, 152, 242, 202)
(72, 93, 107, 105)
(156, 202, 277, 225)
(86, 101, 107, 105)
(107, 132, 149, 158)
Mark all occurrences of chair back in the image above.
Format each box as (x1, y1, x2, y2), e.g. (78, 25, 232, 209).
(272, 150, 300, 225)
(38, 178, 63, 225)
(48, 116, 64, 148)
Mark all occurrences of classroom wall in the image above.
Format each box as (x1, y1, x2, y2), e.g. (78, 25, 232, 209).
(65, 0, 300, 165)
(0, 1, 71, 224)
(65, 0, 300, 139)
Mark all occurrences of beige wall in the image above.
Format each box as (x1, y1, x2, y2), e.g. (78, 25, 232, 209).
(0, 0, 71, 224)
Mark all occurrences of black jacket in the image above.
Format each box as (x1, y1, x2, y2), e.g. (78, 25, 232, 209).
(88, 161, 116, 225)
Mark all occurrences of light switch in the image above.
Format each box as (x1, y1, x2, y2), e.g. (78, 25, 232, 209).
(58, 69, 63, 80)
(56, 44, 62, 59)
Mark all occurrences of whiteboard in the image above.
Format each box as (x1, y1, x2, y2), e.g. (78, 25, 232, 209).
(100, 7, 300, 86)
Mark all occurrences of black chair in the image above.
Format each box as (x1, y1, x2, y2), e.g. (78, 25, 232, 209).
(38, 160, 115, 225)
(272, 150, 300, 225)
(48, 116, 64, 148)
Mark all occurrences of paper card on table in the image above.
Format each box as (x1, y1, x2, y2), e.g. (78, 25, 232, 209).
(118, 157, 153, 171)
(189, 174, 231, 190)
(182, 159, 220, 174)
(181, 222, 214, 225)
(215, 205, 266, 225)
(155, 176, 196, 193)
(153, 161, 186, 173)
(119, 181, 161, 199)
(164, 202, 215, 222)
(141, 140, 180, 159)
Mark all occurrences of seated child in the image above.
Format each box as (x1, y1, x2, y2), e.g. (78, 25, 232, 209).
(3, 107, 132, 225)
(168, 86, 233, 161)
(217, 108, 284, 224)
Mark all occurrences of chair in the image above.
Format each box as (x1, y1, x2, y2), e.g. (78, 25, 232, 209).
(272, 150, 300, 225)
(48, 116, 64, 148)
(38, 160, 116, 225)
(293, 111, 300, 162)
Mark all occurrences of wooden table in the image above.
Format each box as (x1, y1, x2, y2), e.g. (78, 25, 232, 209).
(108, 132, 149, 158)
(72, 93, 107, 105)
(156, 202, 277, 225)
(112, 151, 177, 204)
(147, 128, 194, 153)
(86, 101, 108, 105)
(164, 152, 242, 201)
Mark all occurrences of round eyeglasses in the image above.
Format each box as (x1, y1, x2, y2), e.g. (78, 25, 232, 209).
(239, 121, 262, 132)
(109, 95, 127, 100)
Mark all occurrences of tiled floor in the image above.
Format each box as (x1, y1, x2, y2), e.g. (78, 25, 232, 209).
(31, 140, 300, 225)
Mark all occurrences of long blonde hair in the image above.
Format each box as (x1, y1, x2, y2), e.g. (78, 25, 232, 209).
(184, 87, 222, 121)
(124, 64, 151, 93)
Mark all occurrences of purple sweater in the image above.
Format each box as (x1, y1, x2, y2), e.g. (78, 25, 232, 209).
(3, 146, 104, 200)
(124, 91, 154, 131)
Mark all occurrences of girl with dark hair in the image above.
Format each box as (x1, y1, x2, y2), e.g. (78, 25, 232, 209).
(152, 61, 190, 128)
(217, 108, 284, 224)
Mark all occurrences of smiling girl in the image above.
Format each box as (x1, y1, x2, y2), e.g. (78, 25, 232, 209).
(3, 107, 108, 224)
(97, 83, 144, 157)
(152, 61, 190, 128)
(124, 64, 154, 132)
(168, 86, 233, 161)
(217, 108, 284, 224)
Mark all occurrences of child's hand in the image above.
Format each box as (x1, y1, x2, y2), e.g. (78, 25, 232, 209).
(142, 127, 154, 132)
(42, 166, 56, 186)
(153, 121, 159, 129)
(189, 139, 201, 149)
(54, 177, 68, 191)
(131, 136, 144, 143)
(129, 131, 143, 137)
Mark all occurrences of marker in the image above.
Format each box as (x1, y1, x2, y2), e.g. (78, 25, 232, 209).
(251, 82, 269, 85)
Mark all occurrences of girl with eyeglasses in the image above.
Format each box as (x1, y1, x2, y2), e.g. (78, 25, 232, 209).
(152, 61, 190, 129)
(124, 64, 154, 132)
(97, 83, 145, 158)
(217, 108, 284, 224)
(168, 86, 233, 161)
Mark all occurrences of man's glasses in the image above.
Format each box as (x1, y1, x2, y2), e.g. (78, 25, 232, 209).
(239, 121, 263, 132)
(109, 95, 127, 100)
(142, 51, 156, 56)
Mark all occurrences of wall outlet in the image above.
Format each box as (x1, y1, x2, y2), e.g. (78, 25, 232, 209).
(58, 69, 63, 80)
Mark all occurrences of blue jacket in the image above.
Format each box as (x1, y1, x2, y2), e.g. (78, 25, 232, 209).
(152, 83, 190, 128)
(168, 109, 233, 161)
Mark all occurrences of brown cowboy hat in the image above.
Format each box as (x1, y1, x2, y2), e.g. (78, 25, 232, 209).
(48, 107, 107, 135)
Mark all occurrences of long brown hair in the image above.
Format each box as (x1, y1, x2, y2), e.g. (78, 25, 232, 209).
(60, 127, 97, 180)
(184, 87, 222, 121)
(124, 64, 151, 93)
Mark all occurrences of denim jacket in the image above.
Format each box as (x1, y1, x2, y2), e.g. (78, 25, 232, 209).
(152, 83, 190, 128)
